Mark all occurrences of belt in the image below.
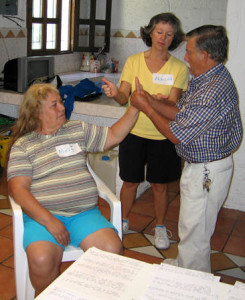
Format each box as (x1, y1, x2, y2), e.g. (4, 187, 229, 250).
(185, 154, 231, 164)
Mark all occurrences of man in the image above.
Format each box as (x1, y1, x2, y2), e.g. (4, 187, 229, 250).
(131, 25, 243, 272)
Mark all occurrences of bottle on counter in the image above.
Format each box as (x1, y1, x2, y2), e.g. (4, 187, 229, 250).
(110, 60, 115, 73)
(114, 60, 119, 73)
(80, 52, 91, 71)
(90, 55, 101, 73)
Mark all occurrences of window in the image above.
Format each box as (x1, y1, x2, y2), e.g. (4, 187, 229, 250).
(27, 0, 112, 56)
(74, 0, 112, 52)
(27, 0, 74, 56)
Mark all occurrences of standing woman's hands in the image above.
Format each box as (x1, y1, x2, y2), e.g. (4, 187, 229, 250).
(102, 77, 118, 98)
(131, 77, 151, 113)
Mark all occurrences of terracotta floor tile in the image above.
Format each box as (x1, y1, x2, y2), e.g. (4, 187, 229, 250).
(225, 253, 245, 267)
(0, 213, 12, 229)
(218, 267, 245, 281)
(98, 197, 109, 207)
(167, 180, 180, 194)
(0, 265, 16, 300)
(215, 216, 236, 235)
(168, 191, 178, 203)
(131, 245, 163, 258)
(224, 236, 245, 257)
(216, 272, 245, 285)
(128, 212, 154, 232)
(238, 211, 245, 221)
(160, 242, 178, 259)
(98, 204, 110, 221)
(165, 205, 179, 223)
(169, 194, 180, 208)
(211, 231, 229, 252)
(0, 173, 8, 196)
(60, 261, 74, 273)
(164, 220, 179, 242)
(218, 207, 240, 220)
(136, 188, 153, 202)
(232, 219, 245, 237)
(211, 252, 237, 272)
(143, 219, 156, 235)
(0, 198, 10, 209)
(131, 198, 155, 218)
(2, 254, 14, 268)
(0, 236, 13, 262)
(123, 233, 151, 249)
(123, 249, 163, 264)
(0, 223, 13, 239)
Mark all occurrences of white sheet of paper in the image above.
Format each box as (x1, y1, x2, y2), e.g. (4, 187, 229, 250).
(223, 281, 245, 300)
(141, 264, 222, 300)
(36, 247, 152, 300)
(35, 247, 241, 300)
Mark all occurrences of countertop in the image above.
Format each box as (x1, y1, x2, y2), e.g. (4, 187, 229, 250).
(0, 71, 126, 119)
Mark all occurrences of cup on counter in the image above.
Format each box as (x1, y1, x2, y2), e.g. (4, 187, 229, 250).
(90, 60, 101, 73)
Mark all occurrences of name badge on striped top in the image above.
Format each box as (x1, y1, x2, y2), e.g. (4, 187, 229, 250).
(56, 143, 81, 157)
(153, 73, 174, 85)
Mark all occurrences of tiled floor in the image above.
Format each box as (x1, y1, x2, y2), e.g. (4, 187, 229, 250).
(0, 172, 245, 299)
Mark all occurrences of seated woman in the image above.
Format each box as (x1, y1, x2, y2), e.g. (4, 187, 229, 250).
(7, 83, 139, 295)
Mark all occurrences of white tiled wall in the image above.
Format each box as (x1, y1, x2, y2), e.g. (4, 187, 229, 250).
(0, 0, 227, 74)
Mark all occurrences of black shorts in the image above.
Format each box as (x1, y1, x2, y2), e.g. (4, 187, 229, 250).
(119, 133, 181, 184)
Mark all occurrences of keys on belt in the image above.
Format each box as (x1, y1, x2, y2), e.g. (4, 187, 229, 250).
(203, 163, 211, 192)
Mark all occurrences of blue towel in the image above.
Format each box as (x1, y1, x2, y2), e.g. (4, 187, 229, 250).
(59, 78, 101, 119)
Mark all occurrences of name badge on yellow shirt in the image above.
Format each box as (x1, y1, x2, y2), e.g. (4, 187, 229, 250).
(56, 143, 81, 157)
(153, 73, 174, 85)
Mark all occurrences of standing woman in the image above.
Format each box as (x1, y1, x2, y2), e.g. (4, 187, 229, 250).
(102, 13, 189, 249)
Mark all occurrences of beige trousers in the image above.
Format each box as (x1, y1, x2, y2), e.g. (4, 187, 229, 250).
(177, 155, 233, 272)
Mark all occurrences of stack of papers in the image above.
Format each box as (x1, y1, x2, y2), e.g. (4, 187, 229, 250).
(36, 247, 245, 300)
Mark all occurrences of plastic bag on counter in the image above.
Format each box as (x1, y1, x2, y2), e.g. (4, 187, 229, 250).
(59, 78, 102, 119)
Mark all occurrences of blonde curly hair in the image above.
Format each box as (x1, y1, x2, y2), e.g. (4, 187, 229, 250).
(9, 83, 60, 148)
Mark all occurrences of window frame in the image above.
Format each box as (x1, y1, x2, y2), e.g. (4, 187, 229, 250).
(27, 0, 111, 56)
(73, 0, 112, 53)
(27, 0, 74, 56)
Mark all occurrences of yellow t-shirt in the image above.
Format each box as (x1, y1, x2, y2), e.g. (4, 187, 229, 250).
(120, 52, 189, 140)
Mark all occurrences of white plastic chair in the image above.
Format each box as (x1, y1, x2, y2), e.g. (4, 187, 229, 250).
(10, 162, 122, 300)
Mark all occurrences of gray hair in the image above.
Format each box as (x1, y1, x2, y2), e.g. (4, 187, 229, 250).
(186, 25, 228, 63)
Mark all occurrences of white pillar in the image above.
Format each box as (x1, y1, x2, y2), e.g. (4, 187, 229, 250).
(225, 0, 245, 211)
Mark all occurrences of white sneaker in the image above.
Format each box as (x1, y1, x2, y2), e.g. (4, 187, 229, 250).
(154, 226, 170, 249)
(163, 258, 178, 266)
(122, 219, 129, 235)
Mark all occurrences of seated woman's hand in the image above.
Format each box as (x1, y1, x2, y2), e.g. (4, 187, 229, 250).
(45, 216, 70, 247)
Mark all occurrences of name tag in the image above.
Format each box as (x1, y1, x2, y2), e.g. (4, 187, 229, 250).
(56, 143, 81, 157)
(153, 73, 174, 85)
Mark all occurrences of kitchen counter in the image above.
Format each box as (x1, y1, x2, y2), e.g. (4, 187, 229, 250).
(60, 71, 125, 119)
(0, 71, 126, 122)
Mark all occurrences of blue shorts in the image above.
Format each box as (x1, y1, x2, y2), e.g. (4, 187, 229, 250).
(23, 207, 117, 250)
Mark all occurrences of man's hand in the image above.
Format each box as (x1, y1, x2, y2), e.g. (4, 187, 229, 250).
(102, 77, 118, 98)
(45, 216, 70, 247)
(154, 93, 168, 101)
